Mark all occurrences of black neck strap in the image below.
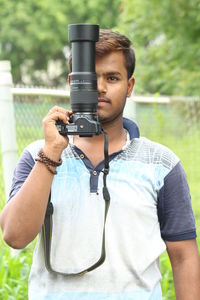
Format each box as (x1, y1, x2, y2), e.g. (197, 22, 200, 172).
(42, 130, 110, 276)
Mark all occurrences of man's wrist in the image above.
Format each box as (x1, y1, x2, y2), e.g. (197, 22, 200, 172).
(35, 148, 62, 175)
(43, 145, 63, 161)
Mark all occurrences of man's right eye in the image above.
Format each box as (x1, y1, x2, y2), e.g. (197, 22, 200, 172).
(107, 76, 118, 82)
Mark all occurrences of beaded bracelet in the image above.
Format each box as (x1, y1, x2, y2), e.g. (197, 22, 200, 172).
(35, 149, 62, 175)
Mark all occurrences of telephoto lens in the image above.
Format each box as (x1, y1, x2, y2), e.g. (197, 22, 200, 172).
(56, 24, 102, 137)
(69, 24, 99, 113)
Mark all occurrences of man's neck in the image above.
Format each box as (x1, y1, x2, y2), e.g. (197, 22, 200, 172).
(72, 117, 127, 168)
(74, 116, 126, 145)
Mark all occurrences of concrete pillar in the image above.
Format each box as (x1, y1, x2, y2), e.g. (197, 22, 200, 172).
(0, 61, 18, 201)
(124, 94, 136, 121)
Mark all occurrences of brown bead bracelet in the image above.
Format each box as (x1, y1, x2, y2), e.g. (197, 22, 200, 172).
(35, 149, 62, 175)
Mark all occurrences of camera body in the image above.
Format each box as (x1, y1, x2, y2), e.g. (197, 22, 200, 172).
(56, 113, 101, 137)
(56, 24, 102, 137)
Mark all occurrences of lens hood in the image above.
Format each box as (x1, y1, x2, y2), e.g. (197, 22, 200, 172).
(68, 24, 99, 42)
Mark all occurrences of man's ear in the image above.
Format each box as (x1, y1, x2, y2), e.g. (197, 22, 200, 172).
(127, 77, 135, 97)
(68, 74, 71, 85)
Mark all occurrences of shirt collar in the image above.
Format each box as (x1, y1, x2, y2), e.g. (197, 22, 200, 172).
(123, 117, 140, 139)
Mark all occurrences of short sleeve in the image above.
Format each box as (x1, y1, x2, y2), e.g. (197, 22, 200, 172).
(9, 149, 35, 200)
(157, 161, 196, 241)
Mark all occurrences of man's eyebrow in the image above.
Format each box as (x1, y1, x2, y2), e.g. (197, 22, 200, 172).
(99, 71, 122, 77)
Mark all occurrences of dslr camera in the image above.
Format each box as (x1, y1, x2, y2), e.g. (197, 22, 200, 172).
(56, 24, 102, 137)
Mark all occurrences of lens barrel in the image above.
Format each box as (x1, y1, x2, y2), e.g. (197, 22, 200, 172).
(68, 24, 99, 113)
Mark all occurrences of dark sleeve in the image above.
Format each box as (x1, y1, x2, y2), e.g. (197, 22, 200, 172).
(9, 149, 35, 200)
(157, 161, 196, 241)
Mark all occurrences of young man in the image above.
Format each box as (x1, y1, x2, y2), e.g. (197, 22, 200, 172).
(0, 29, 200, 300)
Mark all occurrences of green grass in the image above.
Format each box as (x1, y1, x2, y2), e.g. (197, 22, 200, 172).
(0, 100, 200, 299)
(0, 240, 33, 300)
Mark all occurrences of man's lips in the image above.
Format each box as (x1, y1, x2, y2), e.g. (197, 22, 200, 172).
(98, 97, 111, 103)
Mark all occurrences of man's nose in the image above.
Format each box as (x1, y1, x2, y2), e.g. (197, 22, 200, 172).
(97, 77, 107, 94)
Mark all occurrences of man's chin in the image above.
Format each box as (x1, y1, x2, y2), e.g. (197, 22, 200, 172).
(98, 114, 116, 126)
(98, 110, 124, 125)
(97, 113, 108, 123)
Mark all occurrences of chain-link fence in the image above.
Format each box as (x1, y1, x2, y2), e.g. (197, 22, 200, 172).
(0, 92, 70, 208)
(14, 94, 70, 154)
(136, 98, 200, 241)
(0, 93, 200, 234)
(0, 87, 199, 300)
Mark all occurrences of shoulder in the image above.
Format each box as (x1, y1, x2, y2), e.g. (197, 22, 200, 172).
(8, 139, 44, 200)
(14, 139, 44, 171)
(25, 139, 45, 160)
(129, 136, 179, 171)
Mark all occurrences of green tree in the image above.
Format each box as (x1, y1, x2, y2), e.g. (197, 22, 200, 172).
(118, 0, 200, 95)
(0, 0, 122, 85)
(0, 1, 67, 83)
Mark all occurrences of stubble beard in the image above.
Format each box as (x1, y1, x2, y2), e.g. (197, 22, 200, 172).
(98, 97, 127, 126)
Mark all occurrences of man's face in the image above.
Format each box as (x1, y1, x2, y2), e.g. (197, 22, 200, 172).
(96, 51, 135, 124)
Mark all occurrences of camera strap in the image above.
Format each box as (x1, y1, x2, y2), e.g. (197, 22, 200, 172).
(42, 130, 110, 276)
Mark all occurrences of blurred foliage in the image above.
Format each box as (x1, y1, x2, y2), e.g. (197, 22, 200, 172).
(0, 0, 200, 95)
(117, 0, 200, 96)
(0, 0, 122, 85)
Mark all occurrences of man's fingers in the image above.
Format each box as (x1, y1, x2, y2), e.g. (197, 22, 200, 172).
(43, 111, 69, 127)
(51, 111, 68, 122)
(47, 106, 72, 118)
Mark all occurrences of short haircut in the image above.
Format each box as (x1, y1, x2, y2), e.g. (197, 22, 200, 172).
(68, 29, 136, 79)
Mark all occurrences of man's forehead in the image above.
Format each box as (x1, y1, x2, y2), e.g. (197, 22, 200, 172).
(96, 51, 124, 63)
(95, 51, 126, 74)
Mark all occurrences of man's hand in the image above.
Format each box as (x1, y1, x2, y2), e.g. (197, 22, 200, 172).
(42, 106, 72, 160)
